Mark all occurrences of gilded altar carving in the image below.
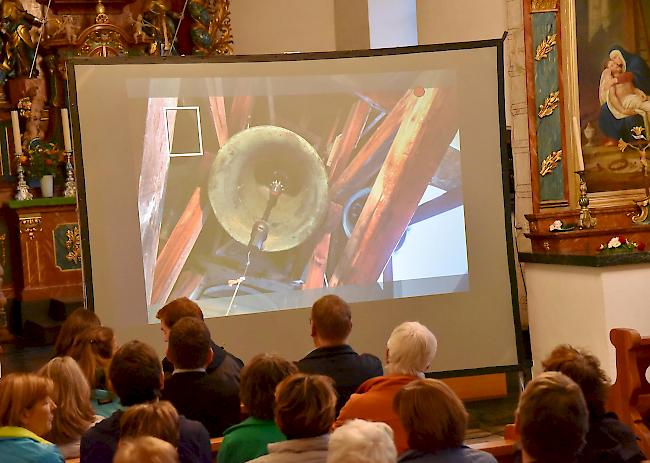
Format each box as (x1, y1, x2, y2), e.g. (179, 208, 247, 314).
(19, 215, 42, 240)
(538, 90, 560, 118)
(532, 0, 558, 12)
(535, 34, 557, 61)
(78, 29, 128, 56)
(540, 149, 562, 176)
(65, 226, 81, 264)
(189, 0, 233, 55)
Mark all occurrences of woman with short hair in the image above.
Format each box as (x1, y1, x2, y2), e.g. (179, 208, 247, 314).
(336, 321, 437, 454)
(38, 357, 101, 458)
(0, 373, 62, 462)
(249, 373, 337, 463)
(218, 353, 297, 463)
(327, 419, 397, 463)
(394, 378, 496, 462)
(120, 400, 180, 447)
(115, 436, 179, 463)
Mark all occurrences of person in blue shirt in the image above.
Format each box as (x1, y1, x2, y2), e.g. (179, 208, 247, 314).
(0, 372, 63, 463)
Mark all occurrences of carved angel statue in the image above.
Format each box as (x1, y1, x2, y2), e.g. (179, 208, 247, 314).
(0, 0, 43, 84)
(50, 15, 78, 43)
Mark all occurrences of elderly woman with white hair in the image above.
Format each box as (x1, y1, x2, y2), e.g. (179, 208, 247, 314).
(335, 321, 437, 454)
(327, 419, 397, 463)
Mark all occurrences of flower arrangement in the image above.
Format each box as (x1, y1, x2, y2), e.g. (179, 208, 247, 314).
(549, 220, 563, 231)
(599, 236, 646, 253)
(20, 141, 65, 180)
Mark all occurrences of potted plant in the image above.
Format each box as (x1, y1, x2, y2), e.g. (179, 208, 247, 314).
(20, 141, 64, 197)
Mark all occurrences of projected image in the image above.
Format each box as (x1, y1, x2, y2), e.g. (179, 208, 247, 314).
(137, 73, 467, 318)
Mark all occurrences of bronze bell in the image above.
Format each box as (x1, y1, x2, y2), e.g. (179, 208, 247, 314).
(208, 125, 329, 252)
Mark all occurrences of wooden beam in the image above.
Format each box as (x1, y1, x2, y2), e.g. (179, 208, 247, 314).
(330, 90, 412, 203)
(151, 188, 206, 304)
(208, 96, 229, 147)
(330, 88, 458, 286)
(303, 203, 343, 289)
(328, 100, 371, 180)
(139, 97, 178, 305)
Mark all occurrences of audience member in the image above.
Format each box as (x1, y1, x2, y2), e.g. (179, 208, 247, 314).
(394, 378, 496, 463)
(120, 401, 180, 447)
(327, 419, 397, 463)
(543, 345, 645, 463)
(80, 340, 211, 463)
(38, 357, 101, 458)
(114, 436, 179, 463)
(336, 321, 437, 454)
(218, 353, 298, 463)
(249, 373, 337, 463)
(297, 295, 383, 413)
(0, 373, 62, 462)
(156, 297, 243, 382)
(68, 326, 121, 417)
(53, 308, 100, 357)
(516, 371, 589, 463)
(162, 317, 240, 436)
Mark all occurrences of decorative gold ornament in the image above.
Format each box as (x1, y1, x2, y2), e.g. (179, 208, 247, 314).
(540, 149, 562, 176)
(19, 215, 42, 240)
(538, 90, 560, 118)
(532, 0, 559, 12)
(65, 226, 81, 264)
(535, 34, 557, 61)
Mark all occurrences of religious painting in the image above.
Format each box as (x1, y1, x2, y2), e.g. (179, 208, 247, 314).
(575, 0, 650, 194)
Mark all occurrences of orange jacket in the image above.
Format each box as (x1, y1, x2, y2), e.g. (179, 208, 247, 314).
(334, 375, 417, 454)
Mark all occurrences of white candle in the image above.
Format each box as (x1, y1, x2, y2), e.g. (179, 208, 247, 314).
(61, 108, 72, 152)
(10, 111, 21, 156)
(573, 116, 585, 171)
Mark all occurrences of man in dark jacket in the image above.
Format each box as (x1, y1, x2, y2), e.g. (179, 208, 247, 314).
(157, 297, 243, 385)
(80, 340, 212, 463)
(297, 294, 383, 413)
(162, 317, 241, 436)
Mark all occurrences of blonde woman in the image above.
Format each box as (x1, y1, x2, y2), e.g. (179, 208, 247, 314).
(39, 356, 102, 458)
(0, 373, 62, 462)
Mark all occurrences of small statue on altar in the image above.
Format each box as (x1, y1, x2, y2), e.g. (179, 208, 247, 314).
(0, 0, 43, 83)
(50, 15, 78, 43)
(132, 14, 145, 43)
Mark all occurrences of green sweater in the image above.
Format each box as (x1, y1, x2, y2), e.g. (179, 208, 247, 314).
(217, 417, 286, 463)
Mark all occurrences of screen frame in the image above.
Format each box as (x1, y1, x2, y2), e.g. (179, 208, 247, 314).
(66, 36, 526, 376)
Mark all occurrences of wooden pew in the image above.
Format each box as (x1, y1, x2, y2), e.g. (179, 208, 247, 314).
(608, 328, 650, 457)
(469, 438, 518, 463)
(65, 437, 224, 463)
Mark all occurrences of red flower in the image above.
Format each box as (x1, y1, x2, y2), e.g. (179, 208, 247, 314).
(638, 242, 646, 251)
(619, 235, 626, 244)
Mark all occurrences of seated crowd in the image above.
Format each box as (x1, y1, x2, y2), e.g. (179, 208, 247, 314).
(0, 294, 645, 463)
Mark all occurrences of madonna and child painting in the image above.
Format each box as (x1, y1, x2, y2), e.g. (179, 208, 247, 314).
(576, 0, 650, 193)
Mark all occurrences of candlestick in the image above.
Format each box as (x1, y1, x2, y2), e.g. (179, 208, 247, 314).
(573, 116, 585, 171)
(10, 111, 32, 201)
(575, 170, 596, 229)
(10, 111, 21, 155)
(61, 108, 72, 152)
(64, 150, 77, 198)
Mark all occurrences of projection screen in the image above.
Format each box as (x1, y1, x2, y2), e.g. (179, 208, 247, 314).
(69, 40, 523, 373)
